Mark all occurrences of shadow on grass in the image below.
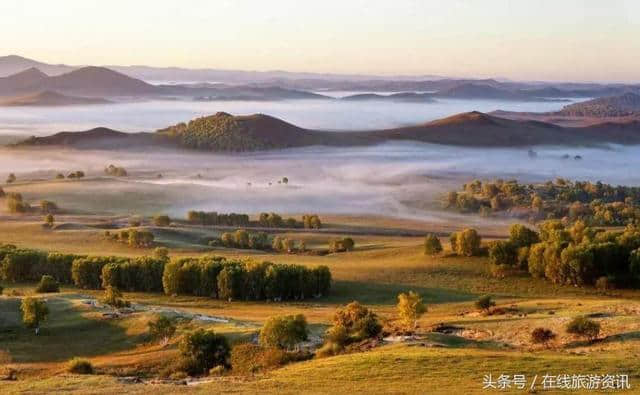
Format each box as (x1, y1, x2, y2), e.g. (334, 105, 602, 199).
(0, 296, 146, 363)
(423, 332, 509, 350)
(327, 280, 476, 305)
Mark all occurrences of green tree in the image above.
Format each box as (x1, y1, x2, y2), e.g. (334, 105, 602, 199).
(259, 314, 308, 350)
(451, 228, 481, 256)
(21, 297, 49, 334)
(148, 315, 177, 345)
(179, 329, 230, 375)
(397, 291, 426, 329)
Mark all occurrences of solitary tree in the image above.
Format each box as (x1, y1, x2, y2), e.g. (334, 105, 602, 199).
(397, 291, 426, 329)
(179, 329, 230, 375)
(44, 214, 55, 228)
(6, 173, 16, 184)
(259, 314, 308, 350)
(148, 315, 177, 345)
(153, 215, 171, 227)
(424, 234, 443, 255)
(21, 297, 49, 334)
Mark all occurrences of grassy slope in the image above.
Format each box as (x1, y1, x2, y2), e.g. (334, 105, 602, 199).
(2, 219, 640, 393)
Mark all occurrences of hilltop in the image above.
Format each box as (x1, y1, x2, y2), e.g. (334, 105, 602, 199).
(555, 92, 640, 117)
(13, 111, 640, 151)
(0, 90, 111, 106)
(0, 66, 158, 97)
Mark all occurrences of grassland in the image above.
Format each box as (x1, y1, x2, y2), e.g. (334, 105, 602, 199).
(2, 194, 640, 393)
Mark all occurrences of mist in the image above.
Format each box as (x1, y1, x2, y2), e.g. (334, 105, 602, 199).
(0, 96, 583, 136)
(2, 141, 639, 221)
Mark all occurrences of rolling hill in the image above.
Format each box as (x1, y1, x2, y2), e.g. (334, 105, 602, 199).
(13, 111, 640, 151)
(555, 92, 640, 117)
(0, 90, 111, 106)
(0, 66, 159, 97)
(341, 92, 435, 102)
(434, 83, 541, 101)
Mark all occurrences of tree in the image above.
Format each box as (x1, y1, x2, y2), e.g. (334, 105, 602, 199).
(332, 301, 382, 341)
(509, 224, 539, 248)
(566, 316, 600, 342)
(530, 327, 556, 347)
(475, 295, 495, 312)
(451, 228, 481, 256)
(6, 173, 16, 184)
(35, 275, 59, 293)
(179, 329, 230, 375)
(40, 200, 58, 214)
(152, 247, 169, 261)
(153, 215, 171, 227)
(282, 177, 288, 184)
(21, 297, 49, 334)
(259, 314, 308, 350)
(148, 315, 177, 345)
(424, 234, 442, 255)
(101, 286, 130, 308)
(44, 214, 55, 228)
(397, 291, 426, 329)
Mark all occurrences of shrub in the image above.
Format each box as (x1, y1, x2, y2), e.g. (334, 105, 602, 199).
(329, 237, 355, 253)
(475, 295, 495, 311)
(148, 315, 176, 344)
(595, 276, 614, 291)
(6, 193, 28, 213)
(179, 329, 230, 376)
(566, 316, 600, 341)
(35, 275, 59, 293)
(153, 215, 171, 227)
(259, 314, 308, 350)
(397, 291, 426, 329)
(424, 234, 442, 255)
(67, 358, 94, 374)
(509, 224, 539, 248)
(530, 328, 556, 345)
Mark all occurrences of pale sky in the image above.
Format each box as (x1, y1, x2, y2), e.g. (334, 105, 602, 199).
(1, 0, 639, 82)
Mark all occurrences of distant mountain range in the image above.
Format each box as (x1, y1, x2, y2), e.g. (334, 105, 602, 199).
(14, 111, 640, 151)
(2, 55, 639, 99)
(555, 92, 640, 117)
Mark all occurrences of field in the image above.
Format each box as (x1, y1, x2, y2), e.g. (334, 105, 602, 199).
(2, 185, 640, 395)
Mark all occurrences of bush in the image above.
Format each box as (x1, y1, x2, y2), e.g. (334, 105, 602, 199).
(509, 224, 539, 248)
(179, 329, 230, 376)
(424, 234, 442, 255)
(35, 275, 59, 293)
(43, 214, 55, 227)
(259, 314, 308, 350)
(67, 358, 94, 374)
(397, 291, 426, 329)
(450, 228, 481, 256)
(329, 237, 355, 253)
(530, 327, 556, 345)
(475, 295, 495, 311)
(566, 316, 600, 341)
(595, 276, 614, 291)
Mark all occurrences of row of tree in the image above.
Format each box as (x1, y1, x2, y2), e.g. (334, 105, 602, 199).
(187, 210, 322, 229)
(162, 257, 331, 301)
(0, 244, 332, 300)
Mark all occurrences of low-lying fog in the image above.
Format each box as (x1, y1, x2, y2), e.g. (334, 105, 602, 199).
(0, 96, 582, 136)
(2, 142, 638, 220)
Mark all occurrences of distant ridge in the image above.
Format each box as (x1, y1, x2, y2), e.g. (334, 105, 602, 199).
(0, 90, 111, 106)
(556, 92, 640, 117)
(14, 111, 640, 151)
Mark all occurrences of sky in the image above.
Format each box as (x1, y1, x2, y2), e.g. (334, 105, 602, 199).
(1, 0, 639, 82)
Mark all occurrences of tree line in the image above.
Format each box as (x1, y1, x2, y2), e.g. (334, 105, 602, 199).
(0, 244, 331, 300)
(187, 210, 321, 229)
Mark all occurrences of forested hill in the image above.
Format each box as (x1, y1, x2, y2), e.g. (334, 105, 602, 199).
(14, 111, 640, 151)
